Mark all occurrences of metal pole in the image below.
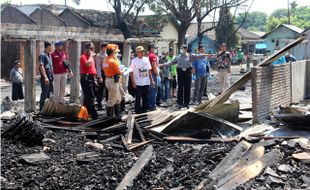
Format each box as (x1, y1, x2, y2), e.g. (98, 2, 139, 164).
(288, 0, 291, 24)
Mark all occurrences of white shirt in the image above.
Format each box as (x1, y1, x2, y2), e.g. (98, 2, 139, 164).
(130, 57, 152, 86)
(95, 51, 107, 77)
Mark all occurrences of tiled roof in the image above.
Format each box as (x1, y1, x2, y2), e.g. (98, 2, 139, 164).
(1, 5, 37, 24)
(30, 8, 67, 26)
(237, 27, 261, 40)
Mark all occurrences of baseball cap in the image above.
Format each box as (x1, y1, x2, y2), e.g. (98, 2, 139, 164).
(55, 41, 64, 47)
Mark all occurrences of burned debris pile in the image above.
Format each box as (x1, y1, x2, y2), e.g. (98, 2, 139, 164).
(1, 38, 309, 189)
(1, 112, 44, 146)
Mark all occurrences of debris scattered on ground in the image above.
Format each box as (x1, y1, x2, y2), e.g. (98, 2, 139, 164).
(1, 112, 45, 146)
(272, 105, 310, 129)
(115, 145, 153, 190)
(292, 152, 310, 163)
(20, 152, 50, 164)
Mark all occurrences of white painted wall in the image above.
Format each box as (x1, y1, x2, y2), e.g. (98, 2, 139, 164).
(157, 21, 178, 56)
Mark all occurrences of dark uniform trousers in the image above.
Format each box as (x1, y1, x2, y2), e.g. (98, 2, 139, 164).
(177, 68, 192, 106)
(135, 85, 149, 114)
(81, 74, 98, 119)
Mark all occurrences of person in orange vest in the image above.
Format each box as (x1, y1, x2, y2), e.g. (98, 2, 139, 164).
(102, 44, 122, 117)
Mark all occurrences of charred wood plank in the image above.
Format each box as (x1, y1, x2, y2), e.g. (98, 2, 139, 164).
(163, 136, 238, 144)
(115, 145, 153, 190)
(121, 134, 130, 151)
(128, 140, 154, 151)
(135, 121, 146, 142)
(126, 111, 135, 144)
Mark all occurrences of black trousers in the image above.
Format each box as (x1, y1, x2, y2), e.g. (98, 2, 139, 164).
(81, 74, 98, 119)
(40, 78, 53, 111)
(177, 68, 192, 106)
(12, 83, 24, 101)
(135, 85, 149, 114)
(95, 74, 105, 107)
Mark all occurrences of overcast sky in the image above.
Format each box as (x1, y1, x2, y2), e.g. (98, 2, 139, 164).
(10, 0, 310, 16)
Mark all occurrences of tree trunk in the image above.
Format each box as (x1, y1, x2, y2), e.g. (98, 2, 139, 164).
(197, 19, 203, 45)
(117, 20, 132, 39)
(177, 23, 191, 53)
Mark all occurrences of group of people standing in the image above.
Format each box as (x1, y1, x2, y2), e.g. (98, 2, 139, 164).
(129, 42, 232, 113)
(10, 40, 232, 120)
(39, 41, 73, 111)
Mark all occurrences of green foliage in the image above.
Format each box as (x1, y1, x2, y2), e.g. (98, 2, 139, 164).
(1, 0, 11, 6)
(236, 11, 268, 31)
(266, 5, 310, 31)
(270, 8, 288, 18)
(235, 3, 309, 32)
(215, 6, 239, 50)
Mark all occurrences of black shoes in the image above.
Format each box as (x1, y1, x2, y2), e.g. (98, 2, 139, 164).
(106, 107, 114, 117)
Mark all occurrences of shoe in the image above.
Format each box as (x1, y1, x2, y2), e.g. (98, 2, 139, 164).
(184, 104, 190, 109)
(120, 98, 125, 112)
(114, 104, 122, 118)
(149, 107, 157, 111)
(106, 106, 114, 116)
(97, 104, 103, 111)
(177, 104, 183, 109)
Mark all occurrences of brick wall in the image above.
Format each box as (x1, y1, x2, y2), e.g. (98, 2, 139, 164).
(251, 63, 291, 123)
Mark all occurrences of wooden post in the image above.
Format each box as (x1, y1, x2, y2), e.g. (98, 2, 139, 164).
(122, 41, 131, 92)
(24, 39, 36, 112)
(69, 40, 81, 103)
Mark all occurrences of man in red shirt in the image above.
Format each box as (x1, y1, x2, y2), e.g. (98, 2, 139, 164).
(80, 42, 98, 119)
(148, 43, 159, 111)
(51, 41, 73, 103)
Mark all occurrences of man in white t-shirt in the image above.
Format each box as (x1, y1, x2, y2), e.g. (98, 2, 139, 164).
(130, 46, 155, 114)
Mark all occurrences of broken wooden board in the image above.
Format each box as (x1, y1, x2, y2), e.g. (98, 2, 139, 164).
(197, 37, 304, 109)
(196, 141, 284, 190)
(128, 140, 154, 151)
(156, 112, 242, 139)
(163, 136, 238, 143)
(209, 140, 252, 179)
(126, 111, 135, 144)
(76, 152, 100, 163)
(20, 152, 50, 164)
(115, 145, 153, 190)
(135, 121, 146, 142)
(216, 149, 283, 190)
(292, 152, 310, 163)
(195, 101, 240, 123)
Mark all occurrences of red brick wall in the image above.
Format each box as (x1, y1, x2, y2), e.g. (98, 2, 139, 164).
(251, 63, 291, 123)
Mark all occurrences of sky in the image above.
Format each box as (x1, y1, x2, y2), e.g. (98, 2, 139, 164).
(8, 0, 310, 16)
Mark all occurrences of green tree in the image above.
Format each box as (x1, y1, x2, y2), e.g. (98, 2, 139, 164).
(215, 5, 239, 49)
(236, 11, 268, 31)
(109, 0, 150, 39)
(149, 0, 196, 50)
(270, 8, 288, 19)
(266, 4, 310, 31)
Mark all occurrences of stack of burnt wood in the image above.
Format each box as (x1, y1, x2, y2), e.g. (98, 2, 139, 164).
(1, 112, 45, 146)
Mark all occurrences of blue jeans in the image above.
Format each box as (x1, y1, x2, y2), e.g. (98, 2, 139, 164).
(40, 77, 53, 111)
(161, 78, 170, 101)
(148, 73, 159, 110)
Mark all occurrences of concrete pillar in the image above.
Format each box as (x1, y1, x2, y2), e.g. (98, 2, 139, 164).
(306, 60, 310, 99)
(122, 41, 132, 92)
(24, 40, 36, 112)
(69, 40, 81, 103)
